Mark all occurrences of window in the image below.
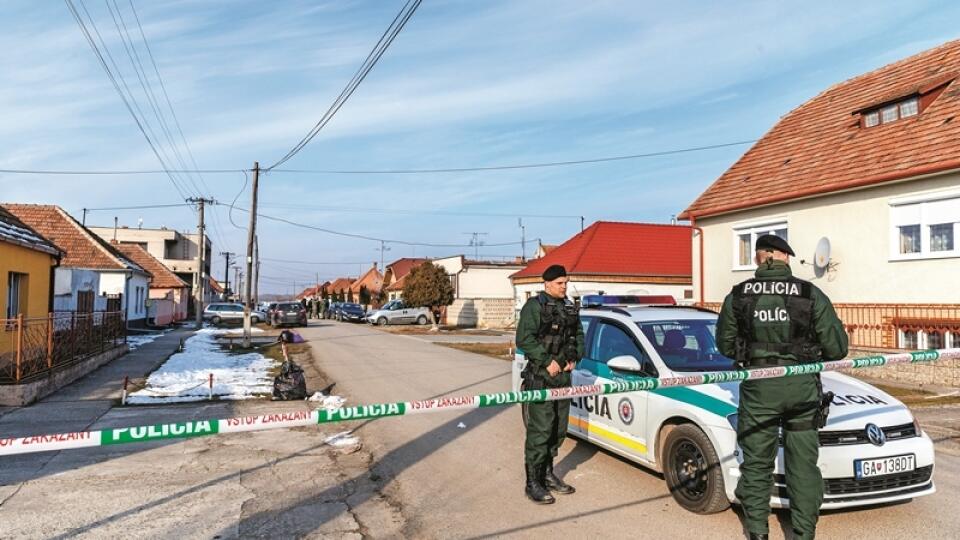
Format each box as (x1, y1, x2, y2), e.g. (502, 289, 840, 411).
(6, 272, 28, 318)
(637, 319, 736, 372)
(890, 193, 960, 260)
(590, 322, 648, 366)
(732, 221, 789, 270)
(863, 97, 920, 128)
(899, 225, 921, 254)
(927, 331, 944, 349)
(900, 330, 918, 349)
(930, 223, 954, 252)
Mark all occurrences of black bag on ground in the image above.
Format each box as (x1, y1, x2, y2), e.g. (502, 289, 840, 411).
(273, 359, 307, 400)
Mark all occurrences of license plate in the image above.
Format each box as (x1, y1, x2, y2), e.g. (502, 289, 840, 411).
(854, 454, 916, 479)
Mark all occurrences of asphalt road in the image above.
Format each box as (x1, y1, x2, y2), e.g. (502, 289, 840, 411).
(305, 320, 960, 539)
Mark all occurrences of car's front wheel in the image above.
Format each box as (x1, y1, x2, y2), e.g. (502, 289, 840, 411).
(377, 317, 388, 326)
(661, 424, 729, 514)
(211, 316, 221, 326)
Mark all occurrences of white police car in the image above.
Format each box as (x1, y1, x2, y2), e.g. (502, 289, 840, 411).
(512, 296, 935, 514)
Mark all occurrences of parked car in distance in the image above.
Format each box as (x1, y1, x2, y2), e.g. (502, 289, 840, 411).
(326, 302, 342, 320)
(365, 299, 431, 326)
(203, 303, 266, 326)
(271, 302, 307, 328)
(337, 303, 367, 322)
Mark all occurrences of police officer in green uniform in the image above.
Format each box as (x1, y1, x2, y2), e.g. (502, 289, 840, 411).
(716, 235, 848, 540)
(515, 264, 585, 504)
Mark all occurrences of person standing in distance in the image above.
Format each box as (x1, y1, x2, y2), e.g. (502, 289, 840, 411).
(716, 234, 848, 540)
(515, 264, 585, 504)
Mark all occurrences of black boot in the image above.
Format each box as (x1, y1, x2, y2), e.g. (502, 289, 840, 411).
(543, 461, 575, 494)
(748, 533, 768, 540)
(525, 463, 555, 504)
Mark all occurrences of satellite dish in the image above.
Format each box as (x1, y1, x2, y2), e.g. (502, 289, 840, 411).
(813, 237, 831, 278)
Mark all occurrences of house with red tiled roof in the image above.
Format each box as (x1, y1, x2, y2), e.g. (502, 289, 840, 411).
(434, 255, 525, 328)
(383, 258, 427, 301)
(2, 204, 153, 326)
(511, 221, 693, 311)
(113, 243, 189, 325)
(681, 40, 960, 352)
(0, 206, 61, 322)
(534, 243, 558, 259)
(349, 264, 384, 308)
(326, 277, 356, 301)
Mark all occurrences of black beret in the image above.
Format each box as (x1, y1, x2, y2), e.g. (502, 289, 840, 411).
(755, 234, 795, 256)
(542, 264, 567, 281)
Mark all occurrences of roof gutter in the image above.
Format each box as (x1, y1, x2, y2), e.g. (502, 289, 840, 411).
(680, 160, 960, 221)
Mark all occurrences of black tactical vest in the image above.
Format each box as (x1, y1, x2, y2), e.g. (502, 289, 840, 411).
(535, 292, 580, 365)
(730, 277, 820, 366)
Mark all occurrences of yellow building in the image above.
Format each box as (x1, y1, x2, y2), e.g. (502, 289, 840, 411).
(0, 206, 61, 358)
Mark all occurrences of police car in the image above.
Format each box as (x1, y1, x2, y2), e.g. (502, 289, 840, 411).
(512, 296, 935, 514)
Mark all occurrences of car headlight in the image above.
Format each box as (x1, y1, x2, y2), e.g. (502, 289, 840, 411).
(912, 414, 922, 436)
(726, 413, 738, 431)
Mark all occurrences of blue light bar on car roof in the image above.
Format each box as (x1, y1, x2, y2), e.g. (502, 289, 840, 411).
(580, 294, 677, 307)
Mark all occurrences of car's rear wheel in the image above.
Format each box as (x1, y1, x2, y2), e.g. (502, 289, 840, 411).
(416, 315, 429, 325)
(211, 316, 221, 325)
(662, 424, 729, 514)
(377, 317, 388, 326)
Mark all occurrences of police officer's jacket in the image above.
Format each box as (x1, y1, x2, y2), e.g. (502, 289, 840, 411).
(716, 259, 848, 366)
(516, 292, 585, 386)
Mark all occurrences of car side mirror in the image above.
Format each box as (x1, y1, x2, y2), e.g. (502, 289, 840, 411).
(607, 355, 643, 373)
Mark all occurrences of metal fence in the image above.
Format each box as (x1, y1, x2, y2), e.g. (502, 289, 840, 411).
(698, 302, 960, 350)
(0, 312, 125, 384)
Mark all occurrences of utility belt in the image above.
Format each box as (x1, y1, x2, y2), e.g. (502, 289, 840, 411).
(735, 339, 822, 365)
(521, 358, 570, 390)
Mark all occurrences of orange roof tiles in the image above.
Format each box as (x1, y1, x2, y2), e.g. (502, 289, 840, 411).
(682, 40, 960, 219)
(350, 265, 383, 293)
(3, 204, 146, 272)
(511, 221, 692, 280)
(114, 243, 189, 289)
(326, 277, 355, 293)
(0, 205, 61, 256)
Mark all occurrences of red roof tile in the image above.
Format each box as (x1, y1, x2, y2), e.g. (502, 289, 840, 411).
(2, 204, 146, 272)
(350, 265, 383, 293)
(326, 277, 355, 293)
(511, 221, 692, 280)
(0, 205, 61, 256)
(682, 40, 960, 219)
(114, 243, 190, 289)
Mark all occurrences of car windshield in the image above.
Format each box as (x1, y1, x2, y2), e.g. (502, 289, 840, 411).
(278, 303, 300, 310)
(343, 303, 361, 309)
(636, 319, 736, 372)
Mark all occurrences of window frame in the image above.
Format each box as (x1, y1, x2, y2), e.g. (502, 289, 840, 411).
(587, 319, 657, 376)
(889, 190, 960, 261)
(731, 218, 790, 271)
(7, 272, 28, 319)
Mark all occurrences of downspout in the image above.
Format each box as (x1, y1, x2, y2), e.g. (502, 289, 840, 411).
(124, 270, 134, 331)
(690, 215, 705, 305)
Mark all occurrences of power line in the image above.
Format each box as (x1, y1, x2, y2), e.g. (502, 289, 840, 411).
(83, 203, 194, 211)
(0, 168, 244, 175)
(257, 202, 581, 220)
(267, 0, 422, 170)
(261, 257, 368, 265)
(223, 204, 538, 248)
(64, 0, 190, 200)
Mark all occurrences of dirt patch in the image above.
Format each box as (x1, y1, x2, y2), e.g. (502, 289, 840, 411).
(376, 325, 508, 336)
(873, 383, 960, 407)
(434, 341, 514, 361)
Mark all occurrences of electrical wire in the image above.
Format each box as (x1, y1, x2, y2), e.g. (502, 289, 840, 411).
(267, 0, 422, 170)
(64, 0, 189, 200)
(260, 257, 368, 265)
(223, 204, 537, 248)
(257, 202, 580, 220)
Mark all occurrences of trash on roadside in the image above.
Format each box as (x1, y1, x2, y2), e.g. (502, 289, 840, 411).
(324, 431, 361, 453)
(278, 330, 305, 343)
(272, 359, 307, 400)
(457, 422, 466, 429)
(308, 391, 346, 411)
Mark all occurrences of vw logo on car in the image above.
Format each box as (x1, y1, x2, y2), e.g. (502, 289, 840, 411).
(865, 423, 886, 446)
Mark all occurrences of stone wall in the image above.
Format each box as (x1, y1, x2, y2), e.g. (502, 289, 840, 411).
(842, 350, 960, 388)
(446, 298, 516, 329)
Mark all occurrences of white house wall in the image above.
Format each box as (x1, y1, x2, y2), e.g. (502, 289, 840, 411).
(126, 273, 151, 321)
(514, 280, 692, 312)
(52, 268, 107, 312)
(458, 266, 520, 299)
(693, 171, 960, 304)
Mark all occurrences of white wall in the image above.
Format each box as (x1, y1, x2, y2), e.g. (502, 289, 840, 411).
(458, 266, 520, 299)
(126, 273, 151, 321)
(513, 280, 692, 313)
(692, 171, 960, 304)
(52, 268, 108, 312)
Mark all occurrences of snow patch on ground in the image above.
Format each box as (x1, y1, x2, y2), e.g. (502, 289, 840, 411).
(127, 328, 276, 404)
(127, 333, 162, 350)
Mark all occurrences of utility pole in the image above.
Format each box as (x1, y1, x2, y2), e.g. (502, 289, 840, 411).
(187, 197, 214, 326)
(82, 208, 88, 226)
(376, 240, 391, 270)
(220, 251, 235, 297)
(242, 162, 260, 347)
(232, 265, 240, 301)
(518, 218, 526, 262)
(253, 235, 260, 306)
(580, 216, 585, 232)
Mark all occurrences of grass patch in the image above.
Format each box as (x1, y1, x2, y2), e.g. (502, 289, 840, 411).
(873, 383, 960, 407)
(435, 341, 514, 361)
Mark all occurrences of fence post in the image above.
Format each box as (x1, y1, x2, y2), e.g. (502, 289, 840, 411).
(15, 314, 24, 383)
(47, 312, 54, 369)
(208, 373, 214, 400)
(122, 376, 129, 406)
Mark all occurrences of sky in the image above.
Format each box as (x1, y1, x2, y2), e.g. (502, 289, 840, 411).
(2, 0, 959, 295)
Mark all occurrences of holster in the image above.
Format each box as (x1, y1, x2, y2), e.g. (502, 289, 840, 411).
(521, 366, 546, 391)
(813, 374, 833, 429)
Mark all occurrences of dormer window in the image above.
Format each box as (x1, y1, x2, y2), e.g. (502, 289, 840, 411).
(863, 96, 919, 128)
(855, 71, 956, 128)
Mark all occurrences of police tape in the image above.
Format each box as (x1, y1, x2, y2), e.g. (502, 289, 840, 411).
(2, 348, 959, 457)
